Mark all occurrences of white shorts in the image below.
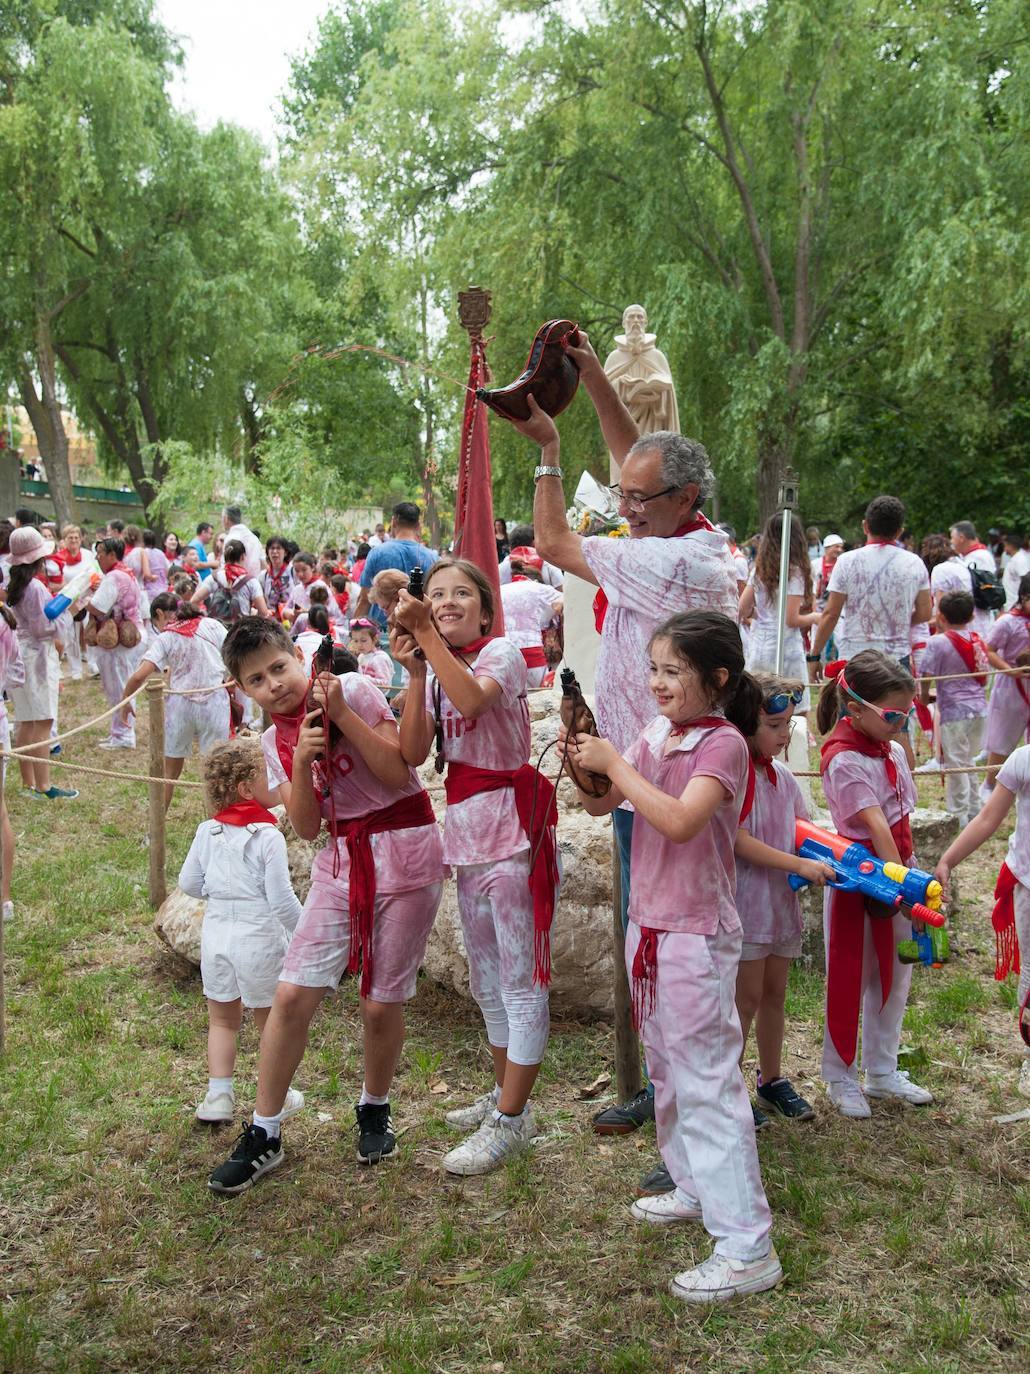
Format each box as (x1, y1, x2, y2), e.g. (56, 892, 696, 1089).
(164, 691, 231, 759)
(201, 908, 290, 1008)
(9, 641, 58, 723)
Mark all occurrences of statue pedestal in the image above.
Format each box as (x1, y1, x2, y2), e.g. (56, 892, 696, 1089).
(560, 572, 600, 695)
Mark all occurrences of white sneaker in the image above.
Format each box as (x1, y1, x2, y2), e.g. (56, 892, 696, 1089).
(864, 1069, 933, 1105)
(280, 1088, 305, 1120)
(444, 1090, 498, 1130)
(825, 1078, 871, 1118)
(1016, 1060, 1030, 1100)
(196, 1088, 236, 1123)
(98, 738, 135, 751)
(914, 758, 941, 774)
(631, 1190, 702, 1225)
(1, 901, 12, 923)
(441, 1109, 536, 1176)
(974, 750, 988, 765)
(670, 1247, 784, 1304)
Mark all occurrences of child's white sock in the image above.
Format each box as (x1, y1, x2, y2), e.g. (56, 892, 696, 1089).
(359, 1084, 390, 1107)
(208, 1076, 234, 1096)
(252, 1112, 281, 1139)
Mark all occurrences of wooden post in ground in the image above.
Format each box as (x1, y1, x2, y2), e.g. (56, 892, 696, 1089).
(147, 677, 167, 909)
(611, 831, 642, 1101)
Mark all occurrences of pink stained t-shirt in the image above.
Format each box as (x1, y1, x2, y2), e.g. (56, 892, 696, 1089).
(821, 740, 916, 841)
(426, 637, 530, 866)
(997, 745, 1030, 888)
(735, 757, 810, 945)
(500, 580, 560, 652)
(358, 649, 394, 687)
(622, 717, 750, 936)
(582, 528, 740, 755)
(827, 544, 929, 660)
(918, 632, 988, 722)
(262, 673, 445, 894)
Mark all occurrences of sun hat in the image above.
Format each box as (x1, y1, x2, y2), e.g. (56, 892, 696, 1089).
(8, 526, 55, 566)
(822, 534, 843, 550)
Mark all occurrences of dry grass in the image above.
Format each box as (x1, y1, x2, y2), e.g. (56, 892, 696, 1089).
(0, 680, 1027, 1373)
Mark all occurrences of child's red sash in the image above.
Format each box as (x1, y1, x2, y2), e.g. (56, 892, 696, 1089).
(943, 630, 988, 686)
(330, 791, 437, 998)
(445, 761, 559, 985)
(214, 801, 278, 827)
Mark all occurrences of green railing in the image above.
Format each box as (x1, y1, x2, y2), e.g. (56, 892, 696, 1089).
(20, 479, 141, 506)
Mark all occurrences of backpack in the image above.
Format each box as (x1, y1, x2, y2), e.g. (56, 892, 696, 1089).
(968, 565, 1006, 612)
(205, 577, 249, 625)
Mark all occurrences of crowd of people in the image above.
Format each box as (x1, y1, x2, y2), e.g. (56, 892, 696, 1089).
(1, 332, 1027, 1306)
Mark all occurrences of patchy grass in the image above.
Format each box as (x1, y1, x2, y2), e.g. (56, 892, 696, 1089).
(0, 682, 1027, 1372)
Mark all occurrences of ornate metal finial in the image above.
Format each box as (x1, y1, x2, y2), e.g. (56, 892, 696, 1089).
(778, 466, 800, 512)
(458, 287, 492, 340)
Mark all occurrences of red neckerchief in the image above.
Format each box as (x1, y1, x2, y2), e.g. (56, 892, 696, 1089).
(107, 560, 130, 576)
(267, 564, 289, 593)
(991, 862, 1021, 982)
(628, 713, 755, 1029)
(825, 817, 914, 1066)
(965, 542, 987, 553)
(214, 801, 278, 827)
(329, 791, 437, 998)
(271, 699, 310, 780)
(821, 715, 902, 805)
(163, 617, 204, 638)
(752, 752, 778, 786)
(223, 562, 248, 585)
(820, 556, 835, 592)
(943, 629, 988, 686)
(333, 591, 349, 615)
(446, 634, 494, 657)
(593, 511, 716, 633)
(445, 762, 559, 986)
(57, 549, 83, 567)
(520, 645, 547, 668)
(511, 575, 529, 583)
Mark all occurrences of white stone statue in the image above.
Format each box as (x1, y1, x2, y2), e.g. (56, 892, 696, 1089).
(603, 304, 680, 437)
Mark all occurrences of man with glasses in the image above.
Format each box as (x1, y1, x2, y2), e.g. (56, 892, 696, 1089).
(513, 334, 738, 1180)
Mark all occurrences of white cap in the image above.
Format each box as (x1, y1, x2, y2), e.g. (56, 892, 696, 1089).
(822, 534, 843, 550)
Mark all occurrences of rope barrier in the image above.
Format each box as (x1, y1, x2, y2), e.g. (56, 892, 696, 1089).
(792, 764, 1002, 779)
(806, 664, 1029, 689)
(0, 751, 204, 788)
(26, 681, 149, 746)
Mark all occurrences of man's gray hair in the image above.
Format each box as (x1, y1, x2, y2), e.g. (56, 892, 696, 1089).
(627, 432, 714, 509)
(950, 519, 978, 541)
(223, 504, 242, 525)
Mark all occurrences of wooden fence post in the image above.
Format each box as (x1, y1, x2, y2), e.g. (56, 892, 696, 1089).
(611, 831, 642, 1101)
(147, 677, 167, 909)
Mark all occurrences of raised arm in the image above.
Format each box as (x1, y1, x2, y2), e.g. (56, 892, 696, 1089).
(509, 397, 597, 584)
(565, 330, 639, 467)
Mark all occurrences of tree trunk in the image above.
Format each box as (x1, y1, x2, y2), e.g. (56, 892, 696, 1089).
(756, 429, 789, 525)
(18, 325, 77, 530)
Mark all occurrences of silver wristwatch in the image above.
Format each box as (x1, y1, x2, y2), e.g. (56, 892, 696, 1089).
(534, 465, 563, 482)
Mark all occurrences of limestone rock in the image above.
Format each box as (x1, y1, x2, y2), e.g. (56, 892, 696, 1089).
(153, 886, 204, 967)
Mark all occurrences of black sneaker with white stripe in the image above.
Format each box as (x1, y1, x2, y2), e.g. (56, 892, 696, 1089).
(208, 1123, 284, 1194)
(756, 1076, 816, 1121)
(356, 1102, 396, 1164)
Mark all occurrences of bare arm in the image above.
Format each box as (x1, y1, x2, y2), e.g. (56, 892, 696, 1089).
(734, 830, 835, 884)
(354, 586, 372, 618)
(811, 591, 846, 659)
(391, 630, 436, 765)
(935, 783, 1014, 892)
(911, 589, 932, 625)
(190, 577, 213, 606)
(120, 657, 158, 702)
(313, 674, 411, 790)
(251, 591, 271, 618)
(738, 582, 755, 623)
(565, 331, 639, 467)
(854, 805, 903, 866)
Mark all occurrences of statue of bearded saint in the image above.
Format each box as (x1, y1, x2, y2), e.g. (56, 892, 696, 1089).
(602, 304, 680, 439)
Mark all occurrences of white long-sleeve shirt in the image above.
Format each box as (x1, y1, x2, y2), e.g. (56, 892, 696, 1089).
(178, 818, 302, 931)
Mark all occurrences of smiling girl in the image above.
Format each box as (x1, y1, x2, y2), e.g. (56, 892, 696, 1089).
(733, 673, 834, 1129)
(392, 559, 559, 1179)
(815, 651, 933, 1118)
(559, 609, 781, 1305)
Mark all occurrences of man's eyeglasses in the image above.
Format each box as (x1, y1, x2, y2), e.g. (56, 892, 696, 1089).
(839, 673, 914, 726)
(607, 483, 678, 516)
(764, 687, 805, 715)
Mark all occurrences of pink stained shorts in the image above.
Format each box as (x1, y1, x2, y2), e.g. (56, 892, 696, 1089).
(280, 876, 442, 1004)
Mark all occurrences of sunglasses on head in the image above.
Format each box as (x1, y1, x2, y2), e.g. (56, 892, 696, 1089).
(840, 674, 914, 726)
(764, 687, 805, 715)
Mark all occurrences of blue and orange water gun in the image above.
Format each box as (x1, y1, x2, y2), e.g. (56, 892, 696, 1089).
(788, 819, 948, 966)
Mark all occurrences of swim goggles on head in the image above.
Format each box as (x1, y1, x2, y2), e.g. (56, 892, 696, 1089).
(763, 687, 805, 715)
